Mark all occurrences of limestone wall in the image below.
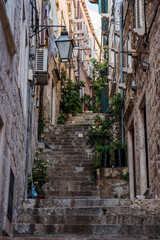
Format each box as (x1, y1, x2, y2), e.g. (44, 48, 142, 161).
(116, 0, 160, 199)
(0, 0, 30, 235)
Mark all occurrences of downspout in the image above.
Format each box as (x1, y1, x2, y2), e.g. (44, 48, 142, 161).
(25, 86, 32, 199)
(120, 2, 124, 145)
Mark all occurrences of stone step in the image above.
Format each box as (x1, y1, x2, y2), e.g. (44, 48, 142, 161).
(17, 213, 160, 225)
(18, 206, 156, 217)
(50, 163, 93, 168)
(45, 184, 98, 192)
(22, 199, 131, 208)
(41, 154, 92, 161)
(45, 190, 100, 198)
(48, 167, 94, 172)
(48, 171, 94, 177)
(48, 176, 96, 182)
(1, 238, 157, 240)
(45, 180, 97, 188)
(13, 223, 160, 238)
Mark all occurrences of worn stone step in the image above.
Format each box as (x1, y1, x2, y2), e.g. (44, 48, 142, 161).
(1, 237, 158, 240)
(45, 190, 100, 198)
(13, 223, 160, 237)
(17, 214, 160, 225)
(45, 180, 97, 188)
(45, 184, 98, 192)
(41, 155, 92, 162)
(48, 176, 96, 182)
(22, 199, 131, 208)
(51, 163, 94, 168)
(18, 206, 154, 217)
(48, 171, 94, 177)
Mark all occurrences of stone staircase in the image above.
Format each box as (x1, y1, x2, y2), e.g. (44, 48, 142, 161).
(13, 113, 160, 239)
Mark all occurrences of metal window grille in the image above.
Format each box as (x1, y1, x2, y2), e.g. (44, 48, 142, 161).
(7, 169, 15, 222)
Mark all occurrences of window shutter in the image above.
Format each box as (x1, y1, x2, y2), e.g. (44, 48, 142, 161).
(7, 169, 15, 222)
(101, 88, 109, 113)
(102, 18, 109, 32)
(123, 40, 128, 68)
(127, 32, 132, 68)
(99, 0, 108, 14)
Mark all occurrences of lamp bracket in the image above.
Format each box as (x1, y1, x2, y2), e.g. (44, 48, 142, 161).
(30, 25, 66, 38)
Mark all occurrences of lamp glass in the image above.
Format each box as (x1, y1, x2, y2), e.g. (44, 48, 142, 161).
(55, 31, 73, 62)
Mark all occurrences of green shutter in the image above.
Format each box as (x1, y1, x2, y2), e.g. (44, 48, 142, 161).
(99, 0, 108, 13)
(102, 18, 109, 32)
(101, 88, 109, 113)
(98, 0, 101, 13)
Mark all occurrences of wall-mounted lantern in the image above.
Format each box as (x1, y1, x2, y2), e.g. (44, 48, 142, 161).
(55, 31, 74, 62)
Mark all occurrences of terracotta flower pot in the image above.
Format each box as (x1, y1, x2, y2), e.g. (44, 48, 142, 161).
(95, 120, 100, 127)
(37, 194, 45, 199)
(84, 106, 89, 111)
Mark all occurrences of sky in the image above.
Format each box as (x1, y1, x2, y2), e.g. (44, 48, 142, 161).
(85, 0, 98, 12)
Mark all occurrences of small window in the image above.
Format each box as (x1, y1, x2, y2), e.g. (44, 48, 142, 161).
(7, 169, 15, 222)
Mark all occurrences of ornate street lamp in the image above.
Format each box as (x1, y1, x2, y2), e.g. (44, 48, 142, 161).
(55, 30, 74, 62)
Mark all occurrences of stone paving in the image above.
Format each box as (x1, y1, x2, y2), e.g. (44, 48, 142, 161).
(12, 114, 160, 239)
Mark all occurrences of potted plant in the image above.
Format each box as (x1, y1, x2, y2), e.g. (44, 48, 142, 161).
(94, 114, 102, 127)
(82, 94, 92, 111)
(28, 152, 50, 199)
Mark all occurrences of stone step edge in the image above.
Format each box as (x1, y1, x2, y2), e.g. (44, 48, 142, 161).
(0, 235, 157, 240)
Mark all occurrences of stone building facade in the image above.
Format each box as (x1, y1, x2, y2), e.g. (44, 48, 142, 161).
(0, 0, 101, 235)
(0, 0, 30, 235)
(109, 0, 160, 199)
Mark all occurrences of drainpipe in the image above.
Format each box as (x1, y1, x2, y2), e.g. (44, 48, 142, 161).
(25, 86, 32, 199)
(120, 2, 124, 145)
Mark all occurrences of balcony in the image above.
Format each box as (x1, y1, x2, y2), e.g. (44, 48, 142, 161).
(89, 0, 98, 3)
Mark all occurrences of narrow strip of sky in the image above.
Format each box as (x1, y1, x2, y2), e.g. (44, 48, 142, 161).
(85, 0, 98, 12)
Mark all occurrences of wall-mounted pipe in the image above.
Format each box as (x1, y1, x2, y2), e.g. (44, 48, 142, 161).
(25, 86, 32, 199)
(120, 3, 124, 145)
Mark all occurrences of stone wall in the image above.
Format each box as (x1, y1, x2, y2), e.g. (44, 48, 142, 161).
(117, 0, 160, 199)
(0, 0, 30, 235)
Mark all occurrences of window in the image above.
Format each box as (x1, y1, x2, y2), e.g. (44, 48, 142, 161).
(7, 169, 14, 222)
(99, 0, 108, 14)
(123, 32, 132, 69)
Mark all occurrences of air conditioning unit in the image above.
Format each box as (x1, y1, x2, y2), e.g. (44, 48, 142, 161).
(133, 28, 145, 36)
(35, 48, 48, 73)
(35, 48, 48, 85)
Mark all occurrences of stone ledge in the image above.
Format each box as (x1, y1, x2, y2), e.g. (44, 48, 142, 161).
(0, 0, 16, 57)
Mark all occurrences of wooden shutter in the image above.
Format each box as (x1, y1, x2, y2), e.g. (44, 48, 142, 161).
(7, 169, 15, 222)
(102, 18, 109, 32)
(99, 0, 108, 13)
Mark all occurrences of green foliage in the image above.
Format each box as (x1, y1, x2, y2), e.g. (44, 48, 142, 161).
(58, 73, 85, 123)
(88, 176, 97, 182)
(114, 194, 118, 198)
(82, 94, 93, 109)
(119, 171, 129, 181)
(102, 207, 107, 215)
(38, 107, 49, 137)
(91, 58, 108, 110)
(57, 113, 67, 125)
(88, 93, 125, 167)
(28, 153, 50, 195)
